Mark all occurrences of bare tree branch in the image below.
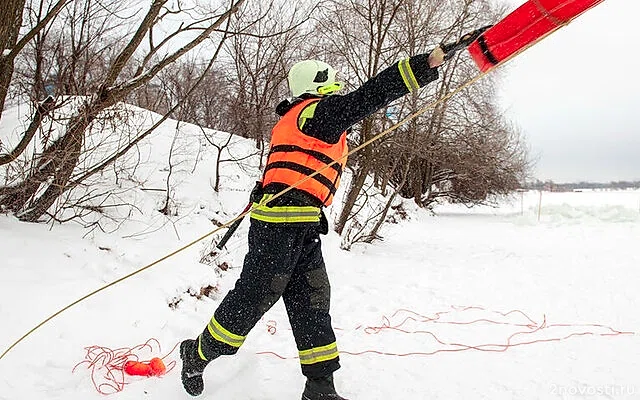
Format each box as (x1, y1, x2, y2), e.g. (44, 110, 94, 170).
(8, 0, 70, 60)
(102, 0, 168, 89)
(115, 0, 246, 96)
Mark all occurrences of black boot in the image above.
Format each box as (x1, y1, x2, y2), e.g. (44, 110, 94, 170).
(180, 339, 211, 396)
(301, 374, 347, 400)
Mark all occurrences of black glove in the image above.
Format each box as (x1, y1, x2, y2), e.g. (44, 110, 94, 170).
(441, 25, 493, 61)
(250, 181, 264, 203)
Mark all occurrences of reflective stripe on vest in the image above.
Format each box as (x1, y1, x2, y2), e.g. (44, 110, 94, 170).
(263, 98, 348, 206)
(250, 194, 321, 223)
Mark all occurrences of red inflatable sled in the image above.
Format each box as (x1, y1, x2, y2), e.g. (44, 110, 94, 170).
(468, 0, 605, 72)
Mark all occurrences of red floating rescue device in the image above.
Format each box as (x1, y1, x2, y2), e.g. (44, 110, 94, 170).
(124, 357, 167, 377)
(468, 0, 605, 72)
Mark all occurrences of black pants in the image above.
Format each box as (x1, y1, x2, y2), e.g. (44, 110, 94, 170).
(198, 218, 340, 378)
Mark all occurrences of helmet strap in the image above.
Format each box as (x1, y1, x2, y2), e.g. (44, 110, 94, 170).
(317, 82, 343, 95)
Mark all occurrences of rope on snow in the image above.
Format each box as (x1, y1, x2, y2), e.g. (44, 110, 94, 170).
(71, 338, 178, 395)
(257, 306, 634, 360)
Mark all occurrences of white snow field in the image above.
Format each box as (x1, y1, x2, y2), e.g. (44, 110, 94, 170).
(1, 102, 639, 400)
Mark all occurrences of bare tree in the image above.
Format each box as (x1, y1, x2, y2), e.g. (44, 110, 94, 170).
(0, 0, 246, 222)
(197, 124, 259, 193)
(314, 0, 409, 235)
(315, 0, 527, 247)
(340, 157, 412, 250)
(1, 0, 131, 167)
(0, 0, 27, 113)
(222, 1, 316, 166)
(388, 53, 529, 209)
(0, 0, 69, 117)
(159, 121, 182, 216)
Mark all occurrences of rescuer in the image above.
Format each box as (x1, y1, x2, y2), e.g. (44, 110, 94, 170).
(180, 26, 491, 399)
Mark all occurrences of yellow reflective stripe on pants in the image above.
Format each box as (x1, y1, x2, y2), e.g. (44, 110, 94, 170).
(197, 335, 208, 361)
(207, 316, 246, 348)
(298, 342, 339, 365)
(250, 194, 321, 223)
(398, 58, 419, 92)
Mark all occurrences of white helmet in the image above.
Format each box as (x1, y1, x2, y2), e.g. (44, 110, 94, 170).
(287, 60, 343, 98)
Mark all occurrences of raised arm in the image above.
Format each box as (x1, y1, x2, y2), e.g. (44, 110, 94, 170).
(300, 26, 492, 144)
(301, 53, 440, 144)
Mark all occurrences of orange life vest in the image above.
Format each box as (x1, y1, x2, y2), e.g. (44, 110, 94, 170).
(263, 98, 348, 206)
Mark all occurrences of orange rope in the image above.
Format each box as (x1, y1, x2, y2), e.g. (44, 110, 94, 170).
(257, 306, 635, 360)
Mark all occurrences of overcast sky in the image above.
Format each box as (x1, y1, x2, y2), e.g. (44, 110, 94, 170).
(496, 0, 639, 183)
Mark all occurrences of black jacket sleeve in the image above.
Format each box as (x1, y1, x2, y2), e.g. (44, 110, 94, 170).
(301, 53, 439, 144)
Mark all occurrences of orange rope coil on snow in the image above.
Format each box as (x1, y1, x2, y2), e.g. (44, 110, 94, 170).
(72, 338, 178, 395)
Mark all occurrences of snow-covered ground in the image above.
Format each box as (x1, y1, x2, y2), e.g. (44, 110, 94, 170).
(1, 103, 639, 399)
(2, 192, 639, 400)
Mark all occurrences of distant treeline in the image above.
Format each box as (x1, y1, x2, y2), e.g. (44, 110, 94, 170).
(524, 180, 640, 192)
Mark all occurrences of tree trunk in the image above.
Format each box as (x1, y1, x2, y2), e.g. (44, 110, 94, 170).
(0, 100, 105, 221)
(335, 159, 370, 235)
(366, 158, 412, 240)
(0, 0, 26, 118)
(18, 130, 84, 221)
(335, 119, 375, 235)
(0, 96, 55, 166)
(411, 160, 424, 207)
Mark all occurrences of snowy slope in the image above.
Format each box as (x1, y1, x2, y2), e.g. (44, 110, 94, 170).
(1, 103, 639, 400)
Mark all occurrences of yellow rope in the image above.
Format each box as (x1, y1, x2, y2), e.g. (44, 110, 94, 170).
(0, 71, 485, 362)
(0, 5, 599, 360)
